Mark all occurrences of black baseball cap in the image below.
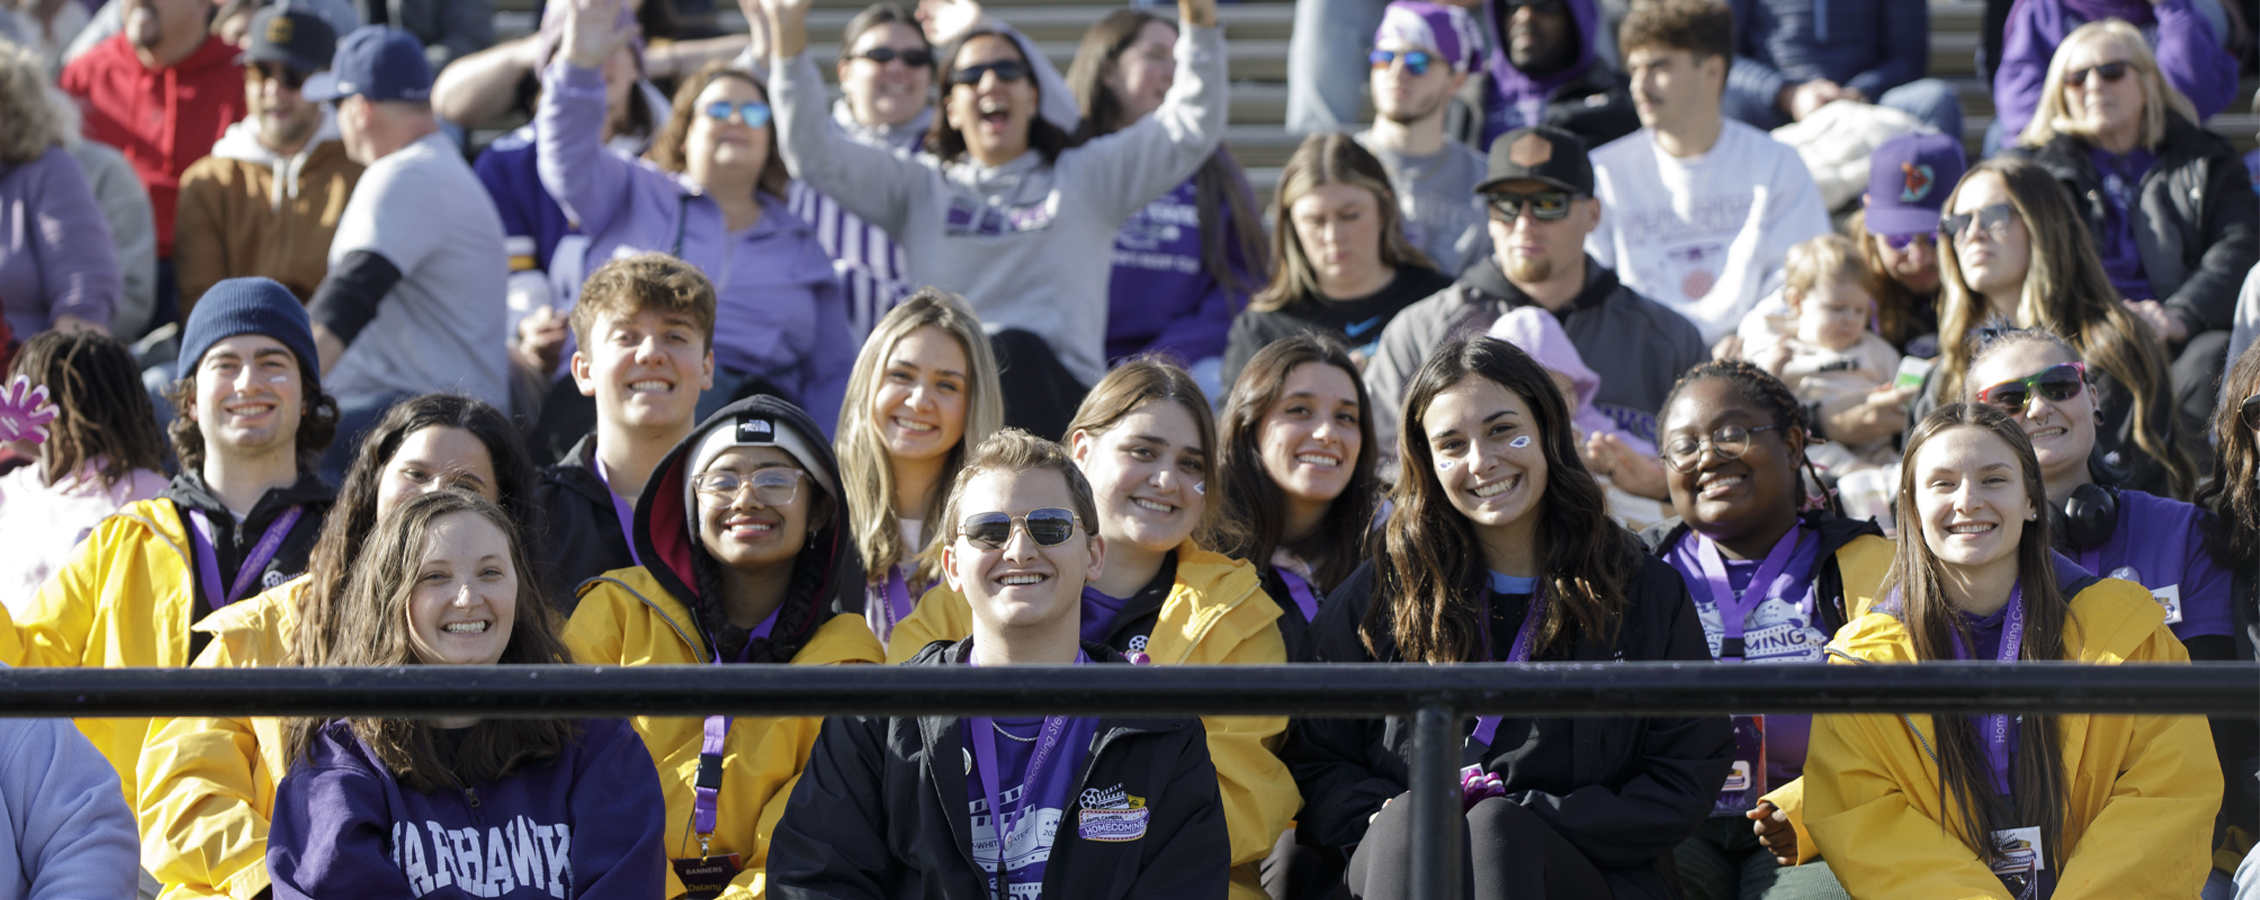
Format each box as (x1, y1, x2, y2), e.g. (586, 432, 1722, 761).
(244, 3, 338, 75)
(1474, 125, 1594, 196)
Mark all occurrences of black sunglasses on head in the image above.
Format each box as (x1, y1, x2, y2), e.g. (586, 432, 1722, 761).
(854, 46, 935, 68)
(949, 60, 1029, 86)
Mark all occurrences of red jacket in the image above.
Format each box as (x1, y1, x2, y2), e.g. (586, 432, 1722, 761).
(60, 35, 246, 259)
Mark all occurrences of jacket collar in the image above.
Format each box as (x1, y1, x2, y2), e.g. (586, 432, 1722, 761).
(161, 467, 332, 531)
(1143, 541, 1278, 665)
(544, 433, 613, 505)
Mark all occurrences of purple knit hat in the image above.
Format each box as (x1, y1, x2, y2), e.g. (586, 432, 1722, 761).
(1375, 1, 1484, 73)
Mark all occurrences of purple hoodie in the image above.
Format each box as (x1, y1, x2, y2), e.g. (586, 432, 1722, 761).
(1482, 0, 1601, 149)
(1993, 0, 2235, 140)
(1104, 174, 1257, 365)
(267, 717, 665, 900)
(538, 63, 855, 434)
(0, 146, 122, 336)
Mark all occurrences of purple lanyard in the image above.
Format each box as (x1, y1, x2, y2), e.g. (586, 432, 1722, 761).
(1275, 566, 1321, 623)
(1692, 528, 1804, 662)
(969, 649, 1088, 900)
(593, 456, 643, 568)
(185, 507, 302, 612)
(1949, 583, 2027, 796)
(873, 566, 916, 637)
(691, 605, 782, 843)
(1470, 584, 1547, 748)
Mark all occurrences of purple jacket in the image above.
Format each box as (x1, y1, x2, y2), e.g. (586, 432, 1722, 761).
(1994, 0, 2235, 140)
(1104, 173, 1256, 365)
(538, 63, 854, 433)
(267, 717, 665, 900)
(0, 145, 122, 336)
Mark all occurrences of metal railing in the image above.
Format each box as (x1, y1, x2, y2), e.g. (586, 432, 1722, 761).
(17, 661, 2256, 898)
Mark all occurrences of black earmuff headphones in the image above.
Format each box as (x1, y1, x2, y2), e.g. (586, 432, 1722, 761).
(2057, 453, 2125, 550)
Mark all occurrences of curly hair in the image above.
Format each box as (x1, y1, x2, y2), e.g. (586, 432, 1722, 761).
(0, 39, 60, 165)
(6, 331, 166, 489)
(164, 367, 340, 476)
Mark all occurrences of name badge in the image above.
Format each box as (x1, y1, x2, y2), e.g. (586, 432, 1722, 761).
(1713, 715, 1767, 816)
(1989, 826, 2045, 898)
(670, 853, 744, 900)
(2151, 584, 2183, 625)
(1077, 807, 1150, 842)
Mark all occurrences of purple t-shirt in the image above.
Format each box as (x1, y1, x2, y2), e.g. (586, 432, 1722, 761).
(1080, 587, 1134, 647)
(2075, 489, 2234, 642)
(1105, 177, 1246, 365)
(964, 715, 1102, 898)
(2086, 144, 2160, 302)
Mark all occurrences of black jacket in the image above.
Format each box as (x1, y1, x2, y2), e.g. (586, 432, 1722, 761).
(2011, 115, 2260, 335)
(1634, 511, 1887, 643)
(1285, 554, 1732, 900)
(766, 640, 1230, 900)
(160, 469, 333, 659)
(533, 434, 637, 613)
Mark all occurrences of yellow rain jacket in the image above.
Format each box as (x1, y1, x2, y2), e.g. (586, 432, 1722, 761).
(886, 541, 1298, 900)
(137, 578, 307, 900)
(566, 567, 884, 899)
(1802, 578, 2222, 898)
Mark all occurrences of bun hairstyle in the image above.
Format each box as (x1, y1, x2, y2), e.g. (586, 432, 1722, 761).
(1213, 333, 1378, 592)
(1368, 337, 1633, 663)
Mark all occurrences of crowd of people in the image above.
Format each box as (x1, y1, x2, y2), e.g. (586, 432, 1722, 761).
(0, 0, 2257, 896)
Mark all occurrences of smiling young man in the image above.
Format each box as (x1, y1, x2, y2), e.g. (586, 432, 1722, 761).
(534, 255, 718, 602)
(2, 276, 336, 811)
(769, 428, 1229, 899)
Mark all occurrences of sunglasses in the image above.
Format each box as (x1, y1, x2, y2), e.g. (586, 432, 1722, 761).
(2066, 60, 2132, 88)
(248, 61, 309, 90)
(1941, 202, 2018, 243)
(702, 100, 773, 127)
(692, 468, 805, 507)
(2239, 394, 2260, 431)
(1369, 48, 1435, 76)
(949, 60, 1028, 86)
(1485, 190, 1575, 222)
(1661, 424, 1781, 472)
(957, 508, 1082, 550)
(1975, 362, 2087, 411)
(1881, 231, 1935, 251)
(852, 46, 934, 68)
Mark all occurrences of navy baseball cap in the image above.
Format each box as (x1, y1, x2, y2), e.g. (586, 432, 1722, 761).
(1864, 132, 1967, 237)
(302, 25, 432, 103)
(243, 4, 337, 74)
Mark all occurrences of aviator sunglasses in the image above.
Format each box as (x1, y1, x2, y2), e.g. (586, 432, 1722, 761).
(1369, 48, 1435, 76)
(1941, 202, 2017, 243)
(958, 508, 1082, 550)
(1975, 362, 2088, 412)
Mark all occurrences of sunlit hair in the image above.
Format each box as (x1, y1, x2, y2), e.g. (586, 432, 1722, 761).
(283, 491, 575, 793)
(1065, 356, 1222, 546)
(935, 428, 1100, 553)
(6, 330, 165, 490)
(1618, 0, 1734, 66)
(0, 39, 58, 165)
(647, 62, 790, 201)
(1065, 9, 1269, 299)
(2200, 339, 2260, 567)
(568, 254, 718, 351)
(1367, 338, 1632, 662)
(1884, 403, 2071, 870)
(836, 289, 1004, 586)
(1933, 158, 2193, 496)
(1845, 208, 1939, 350)
(1783, 234, 1876, 308)
(1213, 334, 1378, 593)
(2019, 18, 2196, 150)
(1253, 133, 1432, 312)
(927, 30, 1072, 163)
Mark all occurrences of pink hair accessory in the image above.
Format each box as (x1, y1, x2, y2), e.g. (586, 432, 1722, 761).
(0, 376, 58, 444)
(1460, 768, 1506, 811)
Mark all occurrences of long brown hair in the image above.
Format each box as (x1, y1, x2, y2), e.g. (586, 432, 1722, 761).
(1064, 356, 1222, 547)
(1213, 334, 1378, 592)
(1253, 133, 1433, 312)
(1934, 158, 2194, 497)
(1064, 10, 1269, 297)
(1368, 338, 1631, 662)
(284, 491, 575, 793)
(2201, 339, 2260, 567)
(647, 63, 791, 201)
(1886, 403, 2071, 868)
(6, 331, 165, 490)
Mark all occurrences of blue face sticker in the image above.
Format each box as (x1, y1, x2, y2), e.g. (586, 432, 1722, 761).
(1508, 435, 1532, 449)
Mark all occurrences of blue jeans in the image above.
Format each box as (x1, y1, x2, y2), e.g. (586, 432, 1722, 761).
(1285, 0, 1388, 133)
(1723, 77, 1964, 142)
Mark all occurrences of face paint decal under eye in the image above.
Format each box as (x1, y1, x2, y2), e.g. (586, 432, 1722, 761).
(1193, 481, 1205, 495)
(1508, 435, 1532, 449)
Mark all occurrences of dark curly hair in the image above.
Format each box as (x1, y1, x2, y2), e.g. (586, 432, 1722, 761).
(164, 359, 339, 476)
(6, 330, 166, 488)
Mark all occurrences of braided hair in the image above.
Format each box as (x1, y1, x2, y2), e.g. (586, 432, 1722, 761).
(6, 331, 166, 489)
(692, 493, 838, 665)
(1659, 359, 1834, 514)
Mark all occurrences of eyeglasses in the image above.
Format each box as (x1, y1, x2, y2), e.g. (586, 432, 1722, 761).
(248, 61, 309, 90)
(1880, 231, 1935, 251)
(1661, 424, 1782, 472)
(691, 469, 805, 507)
(1975, 362, 2087, 412)
(852, 46, 934, 68)
(1941, 202, 2018, 243)
(1368, 48, 1435, 76)
(957, 508, 1082, 550)
(2241, 394, 2260, 431)
(702, 100, 773, 127)
(949, 60, 1028, 86)
(1485, 190, 1576, 222)
(2066, 60, 2132, 88)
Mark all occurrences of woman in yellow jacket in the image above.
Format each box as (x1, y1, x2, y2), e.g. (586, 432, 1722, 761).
(566, 395, 884, 899)
(134, 394, 542, 900)
(1804, 403, 2222, 899)
(887, 358, 1296, 900)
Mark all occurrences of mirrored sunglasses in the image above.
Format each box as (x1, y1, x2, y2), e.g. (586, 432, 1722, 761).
(958, 508, 1081, 550)
(703, 100, 773, 127)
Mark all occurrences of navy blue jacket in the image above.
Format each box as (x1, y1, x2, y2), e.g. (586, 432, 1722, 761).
(1726, 0, 1929, 117)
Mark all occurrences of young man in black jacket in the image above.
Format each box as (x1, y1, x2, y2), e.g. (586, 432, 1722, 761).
(768, 429, 1229, 900)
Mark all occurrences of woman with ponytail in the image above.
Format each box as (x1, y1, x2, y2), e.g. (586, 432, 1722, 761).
(1803, 402, 2220, 898)
(1289, 337, 1730, 900)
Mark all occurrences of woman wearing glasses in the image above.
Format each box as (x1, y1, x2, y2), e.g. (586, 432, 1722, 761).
(2200, 339, 2260, 897)
(2008, 19, 2259, 444)
(1922, 157, 2196, 499)
(564, 396, 884, 899)
(764, 0, 1225, 440)
(1636, 360, 1893, 899)
(1290, 337, 1730, 900)
(1222, 133, 1452, 388)
(543, 0, 855, 429)
(1802, 403, 2220, 900)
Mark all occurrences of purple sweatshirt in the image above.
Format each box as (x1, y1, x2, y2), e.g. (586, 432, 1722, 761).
(538, 63, 854, 433)
(2074, 488, 2235, 643)
(1105, 173, 1255, 365)
(0, 145, 122, 336)
(1994, 0, 2235, 140)
(1482, 0, 1601, 148)
(266, 718, 666, 900)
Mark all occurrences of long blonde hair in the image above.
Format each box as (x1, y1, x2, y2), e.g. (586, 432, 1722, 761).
(835, 290, 1003, 585)
(2019, 18, 2197, 151)
(1251, 133, 1433, 312)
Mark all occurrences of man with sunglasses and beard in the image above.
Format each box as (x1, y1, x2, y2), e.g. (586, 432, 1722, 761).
(1368, 124, 1704, 479)
(768, 429, 1229, 899)
(176, 5, 365, 314)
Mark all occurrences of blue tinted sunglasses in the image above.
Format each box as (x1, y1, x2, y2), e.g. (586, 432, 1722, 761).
(702, 100, 772, 127)
(1369, 48, 1435, 76)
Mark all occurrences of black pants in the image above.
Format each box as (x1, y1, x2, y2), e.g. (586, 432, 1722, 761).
(1345, 794, 1612, 900)
(990, 329, 1089, 443)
